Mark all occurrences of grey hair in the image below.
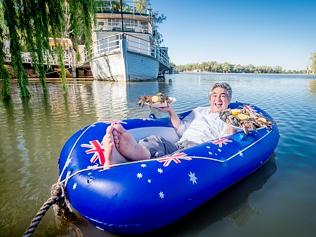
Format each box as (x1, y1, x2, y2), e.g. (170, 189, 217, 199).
(209, 82, 232, 99)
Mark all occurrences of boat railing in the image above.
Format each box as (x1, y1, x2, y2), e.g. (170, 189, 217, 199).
(125, 34, 153, 57)
(157, 47, 170, 67)
(125, 33, 170, 67)
(85, 33, 170, 69)
(4, 47, 73, 67)
(83, 34, 121, 63)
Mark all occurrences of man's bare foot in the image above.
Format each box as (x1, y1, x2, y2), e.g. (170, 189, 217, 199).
(102, 125, 114, 169)
(102, 124, 130, 169)
(112, 124, 150, 161)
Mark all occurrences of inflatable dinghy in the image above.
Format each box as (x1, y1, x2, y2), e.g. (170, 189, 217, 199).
(58, 102, 279, 234)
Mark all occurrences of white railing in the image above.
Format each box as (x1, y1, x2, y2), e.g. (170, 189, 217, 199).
(87, 33, 170, 69)
(157, 47, 170, 67)
(125, 34, 154, 57)
(89, 34, 121, 59)
(4, 33, 170, 71)
(5, 50, 73, 66)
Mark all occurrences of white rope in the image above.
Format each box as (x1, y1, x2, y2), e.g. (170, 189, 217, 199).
(58, 123, 98, 183)
(59, 129, 273, 186)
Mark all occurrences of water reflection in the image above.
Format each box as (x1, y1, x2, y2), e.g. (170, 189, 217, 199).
(309, 80, 316, 95)
(147, 157, 277, 237)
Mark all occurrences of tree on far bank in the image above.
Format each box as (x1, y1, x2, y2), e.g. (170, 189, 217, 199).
(310, 52, 316, 74)
(175, 61, 292, 74)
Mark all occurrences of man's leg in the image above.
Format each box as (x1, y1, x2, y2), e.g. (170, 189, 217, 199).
(112, 123, 151, 161)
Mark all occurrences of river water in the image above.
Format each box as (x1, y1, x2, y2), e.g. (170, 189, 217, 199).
(1, 73, 316, 237)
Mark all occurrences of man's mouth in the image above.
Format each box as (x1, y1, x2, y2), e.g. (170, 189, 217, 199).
(215, 103, 223, 108)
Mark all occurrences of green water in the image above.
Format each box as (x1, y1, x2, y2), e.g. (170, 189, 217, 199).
(1, 73, 316, 237)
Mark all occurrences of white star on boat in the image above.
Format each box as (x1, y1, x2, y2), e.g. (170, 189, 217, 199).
(141, 164, 147, 168)
(159, 191, 165, 199)
(188, 171, 198, 184)
(157, 168, 163, 174)
(137, 173, 143, 179)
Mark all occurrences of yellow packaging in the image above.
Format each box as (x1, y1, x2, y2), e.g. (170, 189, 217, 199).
(231, 109, 241, 116)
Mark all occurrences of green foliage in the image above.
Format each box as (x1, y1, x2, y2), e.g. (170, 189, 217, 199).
(175, 61, 305, 74)
(0, 2, 10, 100)
(3, 0, 30, 97)
(56, 44, 67, 91)
(152, 11, 166, 45)
(1, 0, 96, 99)
(0, 43, 10, 100)
(134, 0, 147, 13)
(310, 52, 316, 74)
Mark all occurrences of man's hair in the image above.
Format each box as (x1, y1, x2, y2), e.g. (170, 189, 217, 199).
(209, 82, 232, 99)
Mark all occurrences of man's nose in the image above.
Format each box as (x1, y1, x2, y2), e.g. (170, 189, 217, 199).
(215, 97, 222, 102)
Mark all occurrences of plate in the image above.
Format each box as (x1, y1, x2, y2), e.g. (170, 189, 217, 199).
(146, 97, 176, 108)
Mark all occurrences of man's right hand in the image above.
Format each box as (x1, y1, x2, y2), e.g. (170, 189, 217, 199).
(157, 106, 173, 114)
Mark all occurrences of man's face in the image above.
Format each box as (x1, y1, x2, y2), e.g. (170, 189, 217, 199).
(209, 87, 230, 113)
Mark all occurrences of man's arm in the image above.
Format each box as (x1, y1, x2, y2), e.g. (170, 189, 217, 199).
(158, 106, 181, 129)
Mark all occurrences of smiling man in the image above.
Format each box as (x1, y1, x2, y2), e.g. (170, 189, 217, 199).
(102, 82, 234, 167)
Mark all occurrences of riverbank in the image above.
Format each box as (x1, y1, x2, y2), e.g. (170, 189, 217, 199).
(180, 71, 315, 76)
(4, 64, 93, 80)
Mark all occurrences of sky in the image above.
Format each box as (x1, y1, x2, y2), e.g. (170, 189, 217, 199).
(150, 0, 316, 70)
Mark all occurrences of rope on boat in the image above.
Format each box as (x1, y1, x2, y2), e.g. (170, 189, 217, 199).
(22, 183, 66, 237)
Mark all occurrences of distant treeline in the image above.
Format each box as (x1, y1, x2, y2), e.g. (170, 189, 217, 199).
(175, 61, 307, 74)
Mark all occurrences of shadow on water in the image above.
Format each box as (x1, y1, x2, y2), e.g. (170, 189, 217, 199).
(21, 96, 32, 121)
(2, 98, 14, 120)
(145, 156, 277, 237)
(157, 80, 172, 95)
(59, 156, 277, 237)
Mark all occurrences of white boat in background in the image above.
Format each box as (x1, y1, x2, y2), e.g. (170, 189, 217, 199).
(89, 0, 171, 81)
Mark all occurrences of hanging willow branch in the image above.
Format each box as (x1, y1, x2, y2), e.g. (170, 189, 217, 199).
(1, 0, 95, 100)
(3, 0, 30, 97)
(0, 3, 10, 100)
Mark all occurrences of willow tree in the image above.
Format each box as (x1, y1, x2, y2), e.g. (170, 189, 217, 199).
(134, 0, 147, 13)
(0, 0, 95, 100)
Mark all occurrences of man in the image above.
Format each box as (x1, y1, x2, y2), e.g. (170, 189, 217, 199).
(102, 82, 233, 168)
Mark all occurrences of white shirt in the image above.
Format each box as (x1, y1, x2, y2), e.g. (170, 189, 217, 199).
(177, 107, 229, 146)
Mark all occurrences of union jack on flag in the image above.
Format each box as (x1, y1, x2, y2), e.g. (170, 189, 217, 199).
(158, 152, 192, 167)
(211, 137, 232, 148)
(81, 140, 105, 165)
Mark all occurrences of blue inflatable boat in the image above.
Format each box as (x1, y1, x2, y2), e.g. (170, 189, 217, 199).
(58, 102, 279, 234)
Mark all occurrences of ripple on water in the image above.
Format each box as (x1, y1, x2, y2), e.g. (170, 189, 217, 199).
(1, 75, 316, 237)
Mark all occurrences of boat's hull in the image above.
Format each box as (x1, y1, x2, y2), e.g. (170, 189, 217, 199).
(58, 102, 279, 234)
(90, 50, 159, 81)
